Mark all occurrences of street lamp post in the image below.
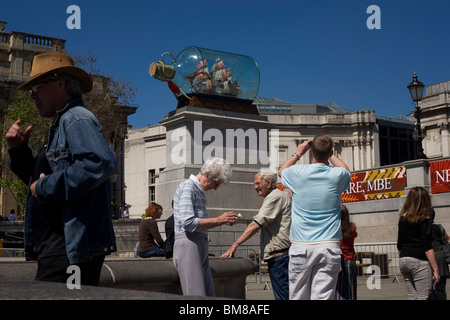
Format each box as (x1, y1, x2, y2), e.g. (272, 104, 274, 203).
(407, 72, 427, 159)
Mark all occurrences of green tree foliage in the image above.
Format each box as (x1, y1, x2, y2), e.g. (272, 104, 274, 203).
(0, 91, 52, 214)
(5, 90, 52, 155)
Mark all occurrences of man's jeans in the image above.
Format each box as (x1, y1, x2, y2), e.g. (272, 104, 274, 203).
(267, 254, 289, 300)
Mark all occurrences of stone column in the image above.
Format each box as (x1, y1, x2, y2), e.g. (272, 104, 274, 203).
(439, 122, 449, 157)
(401, 158, 430, 202)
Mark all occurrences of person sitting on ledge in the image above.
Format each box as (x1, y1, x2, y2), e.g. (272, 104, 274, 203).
(138, 202, 166, 258)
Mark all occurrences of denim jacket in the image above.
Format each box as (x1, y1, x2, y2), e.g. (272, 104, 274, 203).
(9, 99, 117, 264)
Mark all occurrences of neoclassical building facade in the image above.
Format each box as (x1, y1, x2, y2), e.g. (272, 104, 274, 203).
(124, 96, 422, 218)
(420, 80, 450, 158)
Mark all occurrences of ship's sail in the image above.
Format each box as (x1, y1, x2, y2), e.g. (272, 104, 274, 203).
(186, 57, 240, 97)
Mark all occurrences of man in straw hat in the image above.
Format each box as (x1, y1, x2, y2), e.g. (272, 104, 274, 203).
(5, 52, 117, 286)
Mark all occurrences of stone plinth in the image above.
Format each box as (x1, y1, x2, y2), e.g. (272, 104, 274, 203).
(157, 102, 274, 223)
(0, 257, 256, 299)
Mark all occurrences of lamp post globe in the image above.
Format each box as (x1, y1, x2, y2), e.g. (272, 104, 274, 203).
(407, 72, 426, 159)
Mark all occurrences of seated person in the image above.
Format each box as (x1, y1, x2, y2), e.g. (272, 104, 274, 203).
(138, 202, 165, 258)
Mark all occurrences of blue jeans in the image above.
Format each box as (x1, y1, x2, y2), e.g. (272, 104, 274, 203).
(139, 246, 165, 258)
(267, 253, 289, 300)
(335, 259, 357, 300)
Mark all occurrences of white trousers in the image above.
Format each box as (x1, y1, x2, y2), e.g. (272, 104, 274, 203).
(289, 242, 342, 300)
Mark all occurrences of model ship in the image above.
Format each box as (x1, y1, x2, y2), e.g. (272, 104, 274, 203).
(185, 57, 241, 98)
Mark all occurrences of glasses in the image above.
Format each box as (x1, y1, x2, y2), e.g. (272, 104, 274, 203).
(29, 81, 52, 94)
(205, 173, 223, 189)
(209, 179, 223, 188)
(29, 75, 60, 94)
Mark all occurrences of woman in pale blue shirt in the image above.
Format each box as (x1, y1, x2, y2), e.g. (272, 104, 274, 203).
(173, 157, 237, 297)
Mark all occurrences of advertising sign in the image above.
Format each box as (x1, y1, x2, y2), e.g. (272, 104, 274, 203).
(342, 166, 407, 203)
(430, 159, 450, 194)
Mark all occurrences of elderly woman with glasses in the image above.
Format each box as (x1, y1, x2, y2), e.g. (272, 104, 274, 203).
(173, 157, 237, 297)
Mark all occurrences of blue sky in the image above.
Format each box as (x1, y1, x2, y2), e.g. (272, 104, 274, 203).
(3, 0, 450, 129)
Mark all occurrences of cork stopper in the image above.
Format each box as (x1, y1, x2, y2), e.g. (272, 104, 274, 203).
(149, 61, 175, 81)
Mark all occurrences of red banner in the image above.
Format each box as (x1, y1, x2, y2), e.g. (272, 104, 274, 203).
(342, 166, 407, 203)
(430, 159, 450, 194)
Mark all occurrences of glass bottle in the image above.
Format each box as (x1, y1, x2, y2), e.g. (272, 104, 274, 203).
(149, 46, 260, 102)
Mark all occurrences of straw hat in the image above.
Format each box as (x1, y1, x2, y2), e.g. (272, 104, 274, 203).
(18, 52, 93, 93)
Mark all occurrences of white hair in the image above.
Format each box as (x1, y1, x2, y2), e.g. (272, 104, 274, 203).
(200, 157, 232, 183)
(256, 169, 276, 185)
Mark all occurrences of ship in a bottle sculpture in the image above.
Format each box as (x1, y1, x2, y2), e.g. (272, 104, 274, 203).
(149, 46, 260, 113)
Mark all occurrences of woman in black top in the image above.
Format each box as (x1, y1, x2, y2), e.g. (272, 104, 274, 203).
(397, 186, 440, 300)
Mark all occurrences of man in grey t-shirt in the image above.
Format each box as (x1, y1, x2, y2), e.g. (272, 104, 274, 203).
(221, 171, 291, 300)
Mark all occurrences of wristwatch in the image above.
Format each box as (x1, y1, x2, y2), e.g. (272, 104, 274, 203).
(292, 153, 301, 159)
